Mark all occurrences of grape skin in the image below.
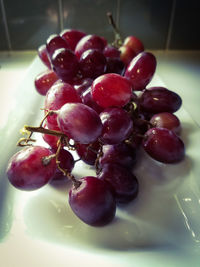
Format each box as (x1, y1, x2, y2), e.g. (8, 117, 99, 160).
(57, 103, 103, 144)
(69, 176, 116, 226)
(6, 146, 56, 191)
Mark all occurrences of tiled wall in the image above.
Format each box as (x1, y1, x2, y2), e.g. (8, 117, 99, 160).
(0, 0, 199, 51)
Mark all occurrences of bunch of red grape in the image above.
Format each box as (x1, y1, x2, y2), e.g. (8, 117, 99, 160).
(6, 26, 185, 227)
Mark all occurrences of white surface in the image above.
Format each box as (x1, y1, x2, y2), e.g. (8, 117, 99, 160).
(0, 56, 200, 267)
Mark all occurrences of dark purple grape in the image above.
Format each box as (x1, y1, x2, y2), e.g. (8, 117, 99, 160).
(46, 34, 70, 58)
(51, 48, 79, 83)
(143, 127, 185, 163)
(98, 163, 139, 204)
(124, 52, 156, 91)
(6, 146, 56, 191)
(57, 103, 103, 144)
(75, 34, 106, 59)
(99, 143, 137, 169)
(73, 78, 93, 96)
(139, 87, 182, 114)
(79, 49, 107, 79)
(106, 57, 125, 75)
(150, 112, 181, 134)
(99, 107, 133, 144)
(69, 176, 116, 226)
(76, 141, 101, 165)
(60, 29, 86, 51)
(81, 87, 104, 114)
(103, 45, 120, 58)
(51, 148, 74, 181)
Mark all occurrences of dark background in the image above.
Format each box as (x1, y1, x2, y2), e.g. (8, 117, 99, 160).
(0, 0, 199, 51)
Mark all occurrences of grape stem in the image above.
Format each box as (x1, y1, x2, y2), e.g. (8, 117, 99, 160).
(55, 137, 81, 189)
(107, 12, 122, 48)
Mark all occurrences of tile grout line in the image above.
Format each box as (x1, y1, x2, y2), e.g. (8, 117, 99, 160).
(0, 0, 12, 51)
(165, 0, 177, 51)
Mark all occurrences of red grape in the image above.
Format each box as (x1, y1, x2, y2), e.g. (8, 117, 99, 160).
(6, 146, 56, 191)
(45, 82, 81, 131)
(91, 73, 132, 108)
(38, 44, 51, 69)
(143, 127, 185, 163)
(124, 52, 156, 90)
(60, 29, 86, 51)
(99, 143, 137, 169)
(123, 36, 144, 55)
(34, 69, 58, 96)
(76, 141, 101, 165)
(51, 148, 74, 181)
(79, 49, 107, 79)
(75, 34, 106, 59)
(57, 103, 103, 144)
(73, 78, 93, 96)
(119, 45, 136, 66)
(139, 87, 182, 114)
(69, 176, 116, 226)
(106, 57, 125, 75)
(98, 163, 139, 204)
(99, 107, 133, 144)
(150, 112, 181, 134)
(103, 45, 120, 58)
(51, 48, 79, 83)
(46, 34, 70, 58)
(81, 87, 104, 114)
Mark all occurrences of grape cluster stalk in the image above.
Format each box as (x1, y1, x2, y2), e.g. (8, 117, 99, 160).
(6, 14, 185, 227)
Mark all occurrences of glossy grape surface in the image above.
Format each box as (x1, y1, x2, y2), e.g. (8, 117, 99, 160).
(139, 87, 182, 114)
(150, 112, 181, 134)
(51, 48, 79, 83)
(57, 103, 103, 144)
(46, 34, 70, 58)
(123, 35, 144, 54)
(98, 163, 139, 203)
(91, 73, 132, 108)
(38, 44, 51, 69)
(99, 143, 137, 169)
(69, 176, 116, 226)
(143, 127, 185, 163)
(99, 107, 133, 144)
(124, 52, 156, 90)
(6, 146, 56, 191)
(60, 29, 86, 51)
(79, 49, 107, 79)
(45, 82, 81, 130)
(75, 34, 106, 59)
(34, 69, 58, 96)
(119, 45, 136, 66)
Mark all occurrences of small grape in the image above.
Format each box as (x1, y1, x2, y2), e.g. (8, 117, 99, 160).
(143, 127, 185, 163)
(34, 69, 58, 96)
(98, 163, 139, 204)
(69, 176, 116, 226)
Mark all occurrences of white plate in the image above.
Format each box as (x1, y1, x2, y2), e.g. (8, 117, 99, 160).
(1, 58, 200, 267)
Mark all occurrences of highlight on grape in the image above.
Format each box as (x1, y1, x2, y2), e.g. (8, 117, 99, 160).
(6, 13, 185, 227)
